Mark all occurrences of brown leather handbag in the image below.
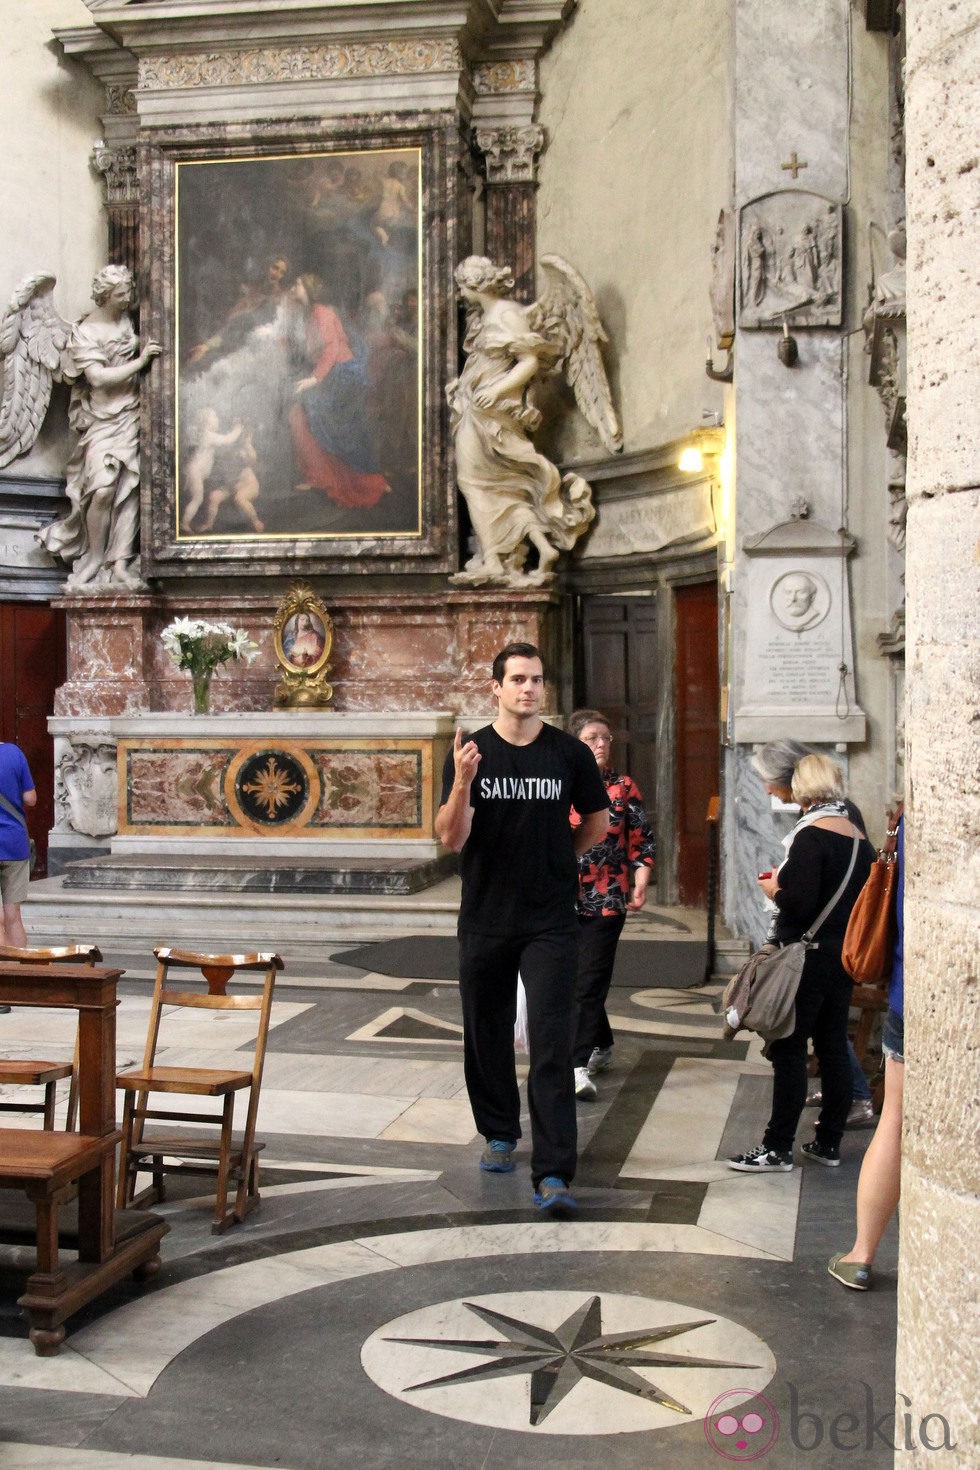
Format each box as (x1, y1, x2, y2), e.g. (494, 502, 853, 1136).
(841, 804, 902, 986)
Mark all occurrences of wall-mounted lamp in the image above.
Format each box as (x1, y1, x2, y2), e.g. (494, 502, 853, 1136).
(679, 447, 704, 474)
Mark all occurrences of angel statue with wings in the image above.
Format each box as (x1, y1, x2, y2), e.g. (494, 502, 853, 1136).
(447, 254, 622, 587)
(0, 264, 161, 593)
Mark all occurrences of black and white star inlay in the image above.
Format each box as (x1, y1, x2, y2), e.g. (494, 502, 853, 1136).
(361, 1291, 776, 1437)
(391, 1294, 759, 1425)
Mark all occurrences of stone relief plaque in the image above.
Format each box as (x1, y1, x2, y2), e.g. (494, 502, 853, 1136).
(579, 484, 716, 561)
(58, 741, 118, 839)
(738, 192, 843, 329)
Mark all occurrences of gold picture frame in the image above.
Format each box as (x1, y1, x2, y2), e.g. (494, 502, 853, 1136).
(273, 584, 334, 708)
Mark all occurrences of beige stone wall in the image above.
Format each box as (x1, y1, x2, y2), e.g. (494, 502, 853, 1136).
(899, 2, 980, 1462)
(3, 0, 106, 478)
(536, 0, 732, 459)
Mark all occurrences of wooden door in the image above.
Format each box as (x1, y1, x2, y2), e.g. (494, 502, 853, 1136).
(581, 597, 658, 807)
(674, 581, 720, 905)
(0, 603, 67, 876)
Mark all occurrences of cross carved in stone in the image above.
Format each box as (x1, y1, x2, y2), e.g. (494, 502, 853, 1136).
(781, 152, 808, 180)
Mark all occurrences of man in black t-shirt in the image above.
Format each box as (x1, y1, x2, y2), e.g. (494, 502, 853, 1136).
(436, 643, 609, 1214)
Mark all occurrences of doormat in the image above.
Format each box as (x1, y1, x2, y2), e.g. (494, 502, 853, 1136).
(330, 935, 709, 989)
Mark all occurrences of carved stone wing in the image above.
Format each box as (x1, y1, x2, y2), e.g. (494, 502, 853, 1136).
(530, 253, 623, 455)
(0, 273, 71, 469)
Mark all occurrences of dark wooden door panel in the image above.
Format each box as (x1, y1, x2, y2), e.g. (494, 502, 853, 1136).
(1, 603, 67, 876)
(580, 595, 658, 832)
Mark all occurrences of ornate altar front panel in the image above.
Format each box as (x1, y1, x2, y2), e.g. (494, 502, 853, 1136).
(110, 713, 453, 851)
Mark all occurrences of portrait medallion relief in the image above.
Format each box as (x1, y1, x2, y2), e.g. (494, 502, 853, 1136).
(768, 569, 831, 633)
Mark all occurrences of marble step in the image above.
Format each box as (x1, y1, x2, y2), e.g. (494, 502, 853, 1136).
(23, 874, 463, 949)
(59, 852, 456, 897)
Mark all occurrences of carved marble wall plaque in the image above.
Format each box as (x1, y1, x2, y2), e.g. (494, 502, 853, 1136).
(580, 483, 716, 560)
(739, 192, 843, 329)
(733, 514, 865, 742)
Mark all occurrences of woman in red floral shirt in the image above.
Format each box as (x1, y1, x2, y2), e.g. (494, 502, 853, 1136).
(568, 709, 657, 1100)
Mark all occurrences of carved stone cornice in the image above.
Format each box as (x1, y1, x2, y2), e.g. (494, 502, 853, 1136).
(103, 81, 137, 114)
(91, 142, 139, 206)
(137, 39, 463, 91)
(474, 124, 545, 184)
(472, 59, 535, 96)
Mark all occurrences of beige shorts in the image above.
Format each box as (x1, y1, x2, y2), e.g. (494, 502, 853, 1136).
(0, 858, 30, 906)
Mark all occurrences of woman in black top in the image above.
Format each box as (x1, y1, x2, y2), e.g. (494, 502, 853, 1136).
(730, 754, 874, 1172)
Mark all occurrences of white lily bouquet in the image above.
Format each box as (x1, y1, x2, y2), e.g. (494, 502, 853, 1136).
(161, 617, 258, 713)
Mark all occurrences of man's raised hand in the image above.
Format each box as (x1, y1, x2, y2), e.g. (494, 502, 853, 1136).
(452, 725, 481, 787)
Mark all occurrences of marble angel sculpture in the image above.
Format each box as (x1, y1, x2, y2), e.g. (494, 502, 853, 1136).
(447, 254, 622, 587)
(0, 265, 161, 593)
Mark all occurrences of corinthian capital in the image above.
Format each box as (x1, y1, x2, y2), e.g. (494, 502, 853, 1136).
(474, 125, 546, 185)
(91, 142, 139, 207)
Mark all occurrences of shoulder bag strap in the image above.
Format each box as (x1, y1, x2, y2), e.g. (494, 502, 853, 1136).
(0, 791, 27, 831)
(801, 833, 861, 944)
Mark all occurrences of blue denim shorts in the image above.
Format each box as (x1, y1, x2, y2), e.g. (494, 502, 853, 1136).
(881, 1006, 904, 1063)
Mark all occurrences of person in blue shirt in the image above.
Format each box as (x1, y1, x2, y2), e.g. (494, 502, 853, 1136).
(0, 741, 37, 948)
(828, 806, 905, 1290)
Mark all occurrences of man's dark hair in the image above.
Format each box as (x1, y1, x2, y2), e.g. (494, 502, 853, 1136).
(492, 642, 543, 684)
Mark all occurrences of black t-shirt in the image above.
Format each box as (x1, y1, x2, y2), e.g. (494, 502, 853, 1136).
(441, 722, 609, 936)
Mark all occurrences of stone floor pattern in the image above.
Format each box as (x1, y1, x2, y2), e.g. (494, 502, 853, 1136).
(0, 919, 897, 1469)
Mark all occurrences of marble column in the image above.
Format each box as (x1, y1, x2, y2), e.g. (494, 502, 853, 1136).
(92, 143, 140, 278)
(897, 4, 980, 1459)
(474, 125, 544, 301)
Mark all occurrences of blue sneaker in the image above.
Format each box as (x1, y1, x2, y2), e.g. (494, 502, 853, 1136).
(480, 1139, 516, 1172)
(533, 1176, 577, 1214)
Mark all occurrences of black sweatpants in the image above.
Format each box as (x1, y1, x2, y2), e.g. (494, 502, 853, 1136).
(459, 927, 578, 1187)
(763, 948, 854, 1153)
(573, 911, 625, 1066)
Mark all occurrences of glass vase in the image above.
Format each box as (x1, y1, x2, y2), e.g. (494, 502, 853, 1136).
(191, 668, 213, 715)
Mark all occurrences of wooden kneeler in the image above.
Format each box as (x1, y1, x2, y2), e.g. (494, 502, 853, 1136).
(116, 948, 282, 1233)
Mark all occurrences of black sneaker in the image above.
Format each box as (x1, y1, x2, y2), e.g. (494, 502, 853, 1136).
(801, 1140, 840, 1167)
(728, 1144, 793, 1173)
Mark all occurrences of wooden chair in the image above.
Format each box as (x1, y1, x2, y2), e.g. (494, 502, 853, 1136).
(0, 945, 102, 1130)
(116, 947, 283, 1233)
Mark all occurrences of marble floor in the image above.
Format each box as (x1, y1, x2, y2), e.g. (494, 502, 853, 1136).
(0, 913, 897, 1469)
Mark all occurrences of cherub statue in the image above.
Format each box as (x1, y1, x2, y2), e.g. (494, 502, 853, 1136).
(447, 254, 622, 587)
(0, 264, 161, 593)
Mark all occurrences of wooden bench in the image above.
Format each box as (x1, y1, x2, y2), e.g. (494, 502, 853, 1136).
(0, 961, 168, 1354)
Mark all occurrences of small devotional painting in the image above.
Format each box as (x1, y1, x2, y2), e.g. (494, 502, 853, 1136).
(174, 146, 422, 543)
(273, 584, 334, 708)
